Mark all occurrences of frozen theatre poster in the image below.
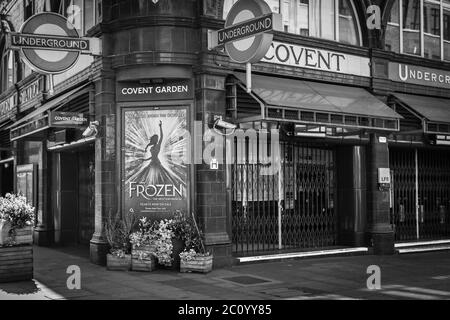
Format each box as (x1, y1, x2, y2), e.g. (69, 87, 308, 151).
(122, 107, 188, 218)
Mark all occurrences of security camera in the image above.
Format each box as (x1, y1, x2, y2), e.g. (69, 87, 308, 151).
(214, 119, 237, 130)
(82, 121, 99, 138)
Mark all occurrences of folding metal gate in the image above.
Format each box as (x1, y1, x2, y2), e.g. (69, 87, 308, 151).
(231, 141, 337, 255)
(390, 148, 450, 241)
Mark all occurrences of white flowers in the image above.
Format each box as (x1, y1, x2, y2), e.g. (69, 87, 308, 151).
(152, 219, 175, 266)
(0, 193, 35, 229)
(129, 218, 175, 266)
(179, 249, 197, 262)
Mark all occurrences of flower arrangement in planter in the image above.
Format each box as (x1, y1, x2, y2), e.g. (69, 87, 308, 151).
(152, 218, 175, 268)
(0, 193, 35, 246)
(177, 212, 213, 274)
(126, 211, 213, 272)
(179, 249, 213, 274)
(104, 210, 137, 271)
(129, 217, 157, 272)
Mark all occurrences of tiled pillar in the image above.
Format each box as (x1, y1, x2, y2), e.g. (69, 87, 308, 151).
(367, 133, 395, 254)
(33, 140, 52, 245)
(337, 145, 367, 247)
(90, 73, 116, 266)
(195, 73, 232, 268)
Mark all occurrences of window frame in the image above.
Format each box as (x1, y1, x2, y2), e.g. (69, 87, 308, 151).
(388, 0, 450, 61)
(45, 0, 98, 35)
(223, 0, 363, 46)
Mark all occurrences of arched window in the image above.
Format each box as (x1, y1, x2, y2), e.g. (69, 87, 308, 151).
(386, 0, 450, 61)
(0, 19, 18, 93)
(223, 0, 362, 46)
(44, 0, 100, 35)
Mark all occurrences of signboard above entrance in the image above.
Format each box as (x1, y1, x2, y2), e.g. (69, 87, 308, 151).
(389, 62, 450, 89)
(117, 79, 194, 102)
(7, 13, 101, 74)
(262, 41, 371, 77)
(49, 111, 88, 128)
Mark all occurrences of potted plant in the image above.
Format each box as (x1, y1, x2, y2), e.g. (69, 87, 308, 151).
(0, 193, 35, 246)
(151, 218, 175, 268)
(169, 211, 194, 270)
(104, 210, 136, 271)
(178, 212, 213, 274)
(179, 249, 213, 274)
(129, 217, 157, 272)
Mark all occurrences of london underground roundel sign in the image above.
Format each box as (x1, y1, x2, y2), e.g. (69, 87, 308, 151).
(220, 0, 281, 64)
(11, 13, 88, 74)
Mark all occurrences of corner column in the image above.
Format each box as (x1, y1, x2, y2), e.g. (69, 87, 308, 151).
(367, 133, 395, 254)
(90, 64, 116, 266)
(195, 73, 232, 268)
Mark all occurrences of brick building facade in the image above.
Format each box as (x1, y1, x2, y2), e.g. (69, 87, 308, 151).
(0, 0, 450, 267)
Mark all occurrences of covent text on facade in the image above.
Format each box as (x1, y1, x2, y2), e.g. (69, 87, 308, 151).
(262, 41, 371, 77)
(10, 33, 90, 51)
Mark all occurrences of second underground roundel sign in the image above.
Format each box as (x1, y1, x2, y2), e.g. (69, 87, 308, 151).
(223, 0, 279, 64)
(12, 13, 86, 74)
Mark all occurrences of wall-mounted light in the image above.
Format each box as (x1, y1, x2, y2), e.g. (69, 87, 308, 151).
(82, 121, 99, 138)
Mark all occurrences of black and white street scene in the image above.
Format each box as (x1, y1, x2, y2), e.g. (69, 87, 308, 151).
(0, 0, 449, 303)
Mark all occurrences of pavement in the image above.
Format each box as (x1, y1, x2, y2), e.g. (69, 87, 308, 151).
(0, 245, 449, 300)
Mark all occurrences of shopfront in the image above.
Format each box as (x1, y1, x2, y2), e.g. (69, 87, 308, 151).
(4, 0, 450, 268)
(225, 67, 402, 255)
(373, 59, 450, 243)
(5, 80, 95, 246)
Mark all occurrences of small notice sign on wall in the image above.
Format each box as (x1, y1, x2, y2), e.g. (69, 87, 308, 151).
(378, 168, 391, 184)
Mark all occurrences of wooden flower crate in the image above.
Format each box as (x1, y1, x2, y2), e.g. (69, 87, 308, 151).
(0, 245, 33, 283)
(106, 254, 131, 271)
(131, 244, 156, 272)
(0, 222, 33, 246)
(12, 226, 33, 245)
(180, 255, 213, 274)
(131, 256, 156, 272)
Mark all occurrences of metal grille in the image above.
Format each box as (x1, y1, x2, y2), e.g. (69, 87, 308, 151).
(231, 140, 337, 255)
(418, 149, 450, 240)
(390, 149, 417, 241)
(390, 148, 450, 241)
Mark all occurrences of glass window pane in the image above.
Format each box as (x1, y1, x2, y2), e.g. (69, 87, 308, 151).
(224, 0, 278, 19)
(310, 0, 335, 40)
(424, 1, 441, 60)
(282, 0, 295, 33)
(321, 0, 335, 40)
(390, 0, 400, 24)
(386, 0, 400, 52)
(444, 41, 450, 60)
(403, 0, 421, 55)
(424, 1, 440, 36)
(444, 9, 450, 60)
(7, 52, 14, 89)
(445, 9, 450, 41)
(64, 0, 83, 33)
(298, 0, 309, 36)
(47, 0, 63, 13)
(266, 0, 280, 13)
(339, 0, 360, 45)
(84, 0, 95, 31)
(223, 0, 236, 19)
(282, 0, 310, 36)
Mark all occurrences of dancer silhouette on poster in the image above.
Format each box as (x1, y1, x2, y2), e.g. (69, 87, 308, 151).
(143, 120, 163, 164)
